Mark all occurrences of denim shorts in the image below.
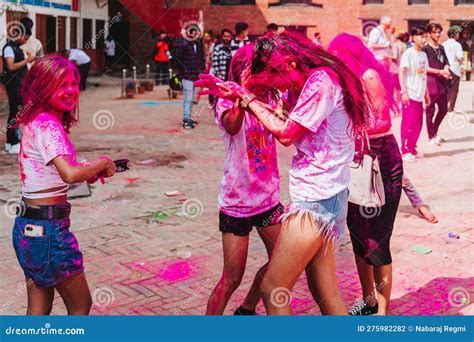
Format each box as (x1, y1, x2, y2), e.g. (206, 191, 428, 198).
(280, 189, 349, 246)
(12, 212, 84, 288)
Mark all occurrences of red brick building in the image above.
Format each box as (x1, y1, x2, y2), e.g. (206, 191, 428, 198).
(117, 0, 473, 48)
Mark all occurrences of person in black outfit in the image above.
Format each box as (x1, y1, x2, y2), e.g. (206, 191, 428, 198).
(423, 23, 452, 145)
(2, 26, 35, 154)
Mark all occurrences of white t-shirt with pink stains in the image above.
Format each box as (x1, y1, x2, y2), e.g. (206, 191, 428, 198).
(216, 98, 280, 218)
(286, 69, 354, 202)
(20, 112, 76, 197)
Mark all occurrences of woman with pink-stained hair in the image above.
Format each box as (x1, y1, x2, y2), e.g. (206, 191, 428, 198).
(328, 33, 403, 315)
(12, 56, 116, 315)
(197, 31, 369, 315)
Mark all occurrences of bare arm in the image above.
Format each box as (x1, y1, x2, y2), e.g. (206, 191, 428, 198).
(5, 53, 34, 71)
(362, 69, 391, 127)
(51, 155, 116, 184)
(221, 99, 245, 136)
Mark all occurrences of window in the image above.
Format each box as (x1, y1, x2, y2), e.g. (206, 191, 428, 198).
(408, 19, 430, 31)
(82, 18, 92, 49)
(363, 0, 384, 4)
(70, 17, 78, 48)
(408, 0, 429, 4)
(58, 16, 66, 52)
(210, 0, 255, 4)
(454, 0, 473, 4)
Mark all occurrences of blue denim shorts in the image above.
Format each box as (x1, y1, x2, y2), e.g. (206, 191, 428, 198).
(12, 213, 84, 288)
(280, 189, 349, 246)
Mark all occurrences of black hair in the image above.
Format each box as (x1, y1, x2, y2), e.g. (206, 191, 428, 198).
(20, 17, 33, 30)
(235, 22, 249, 35)
(410, 26, 426, 37)
(266, 23, 278, 32)
(426, 23, 443, 33)
(221, 28, 232, 36)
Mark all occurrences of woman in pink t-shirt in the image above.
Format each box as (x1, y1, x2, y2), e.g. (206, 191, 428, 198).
(197, 32, 369, 315)
(206, 45, 284, 315)
(12, 56, 116, 315)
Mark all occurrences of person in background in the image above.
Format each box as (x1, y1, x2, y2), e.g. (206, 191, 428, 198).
(104, 35, 116, 72)
(368, 16, 394, 70)
(266, 23, 279, 33)
(174, 27, 204, 129)
(312, 32, 322, 46)
(443, 26, 464, 114)
(398, 26, 430, 162)
(211, 29, 233, 82)
(2, 25, 35, 154)
(460, 29, 472, 81)
(19, 17, 44, 69)
(60, 49, 91, 91)
(423, 23, 451, 146)
(402, 175, 438, 223)
(194, 31, 215, 104)
(231, 22, 250, 57)
(153, 31, 170, 86)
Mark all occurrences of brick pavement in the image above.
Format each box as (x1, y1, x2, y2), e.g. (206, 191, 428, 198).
(0, 78, 472, 316)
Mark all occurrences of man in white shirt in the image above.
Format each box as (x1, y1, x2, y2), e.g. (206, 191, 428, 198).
(61, 48, 91, 90)
(19, 17, 44, 69)
(443, 25, 464, 113)
(398, 26, 430, 162)
(368, 16, 393, 70)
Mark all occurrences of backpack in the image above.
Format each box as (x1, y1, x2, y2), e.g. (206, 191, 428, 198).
(169, 73, 182, 91)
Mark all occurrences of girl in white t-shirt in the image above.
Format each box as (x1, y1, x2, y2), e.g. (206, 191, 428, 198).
(12, 56, 116, 315)
(206, 45, 284, 315)
(197, 32, 370, 315)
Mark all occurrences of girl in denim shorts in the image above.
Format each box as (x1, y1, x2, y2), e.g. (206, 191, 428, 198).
(197, 31, 370, 315)
(205, 45, 284, 315)
(12, 56, 116, 315)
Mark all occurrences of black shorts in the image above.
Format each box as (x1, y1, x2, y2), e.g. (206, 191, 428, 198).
(219, 203, 284, 237)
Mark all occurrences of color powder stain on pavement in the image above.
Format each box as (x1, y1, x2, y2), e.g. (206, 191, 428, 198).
(157, 260, 197, 283)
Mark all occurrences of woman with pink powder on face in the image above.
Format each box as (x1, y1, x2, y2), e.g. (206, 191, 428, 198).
(206, 45, 284, 315)
(197, 31, 369, 315)
(12, 56, 116, 315)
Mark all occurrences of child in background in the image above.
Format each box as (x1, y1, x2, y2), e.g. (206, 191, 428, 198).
(13, 56, 116, 315)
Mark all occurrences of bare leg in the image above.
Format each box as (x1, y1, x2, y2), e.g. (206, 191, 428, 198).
(260, 214, 324, 315)
(26, 279, 55, 315)
(373, 264, 392, 315)
(206, 233, 249, 315)
(305, 240, 347, 315)
(354, 255, 377, 307)
(239, 224, 281, 311)
(55, 272, 92, 315)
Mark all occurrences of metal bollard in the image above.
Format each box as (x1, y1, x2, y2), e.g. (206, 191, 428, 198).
(133, 66, 137, 93)
(122, 69, 127, 98)
(146, 64, 150, 81)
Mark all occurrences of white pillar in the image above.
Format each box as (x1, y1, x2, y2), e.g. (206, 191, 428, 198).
(65, 16, 71, 49)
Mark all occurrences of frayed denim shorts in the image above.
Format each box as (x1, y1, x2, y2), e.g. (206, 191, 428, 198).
(12, 214, 84, 288)
(280, 189, 349, 246)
